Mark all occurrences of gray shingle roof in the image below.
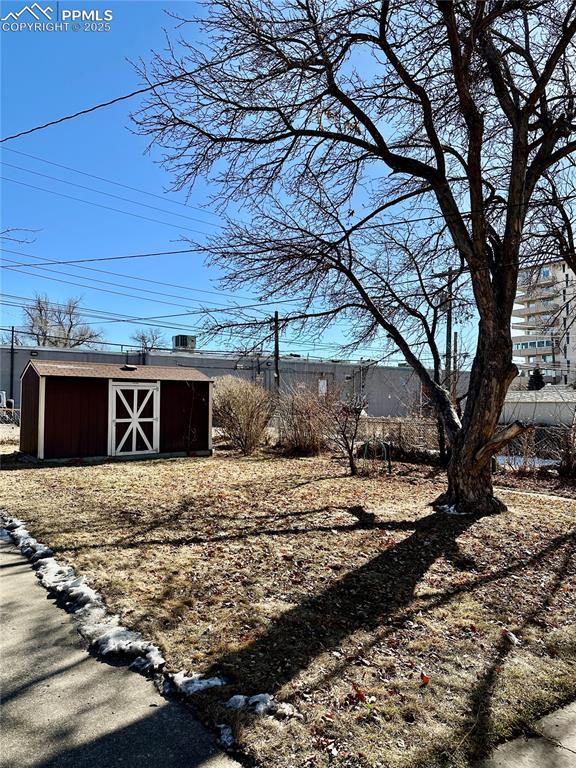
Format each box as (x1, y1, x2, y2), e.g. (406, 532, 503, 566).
(24, 360, 212, 382)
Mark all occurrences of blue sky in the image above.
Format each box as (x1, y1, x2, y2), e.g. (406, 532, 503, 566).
(0, 0, 463, 366)
(0, 1, 289, 353)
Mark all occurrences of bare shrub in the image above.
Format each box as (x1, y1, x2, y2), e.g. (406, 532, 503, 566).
(277, 387, 330, 456)
(212, 376, 274, 455)
(326, 394, 367, 476)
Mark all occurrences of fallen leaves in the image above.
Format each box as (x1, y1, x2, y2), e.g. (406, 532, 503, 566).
(1, 450, 575, 768)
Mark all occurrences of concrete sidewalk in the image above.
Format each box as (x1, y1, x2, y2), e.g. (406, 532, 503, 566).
(481, 701, 576, 768)
(0, 540, 239, 768)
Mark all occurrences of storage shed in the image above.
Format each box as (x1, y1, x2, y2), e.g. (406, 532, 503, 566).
(20, 360, 213, 460)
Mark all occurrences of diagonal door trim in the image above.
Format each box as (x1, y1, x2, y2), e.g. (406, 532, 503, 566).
(108, 381, 160, 457)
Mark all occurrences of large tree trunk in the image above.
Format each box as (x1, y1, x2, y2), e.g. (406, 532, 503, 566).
(433, 322, 523, 516)
(435, 451, 503, 516)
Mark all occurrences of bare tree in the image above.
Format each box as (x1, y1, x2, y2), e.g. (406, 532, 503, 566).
(326, 393, 367, 476)
(21, 294, 102, 348)
(130, 327, 167, 351)
(135, 1, 576, 514)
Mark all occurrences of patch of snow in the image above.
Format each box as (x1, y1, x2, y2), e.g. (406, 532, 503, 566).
(3, 518, 26, 531)
(217, 724, 234, 748)
(247, 693, 274, 715)
(172, 670, 227, 695)
(1, 512, 288, 735)
(225, 692, 276, 716)
(0, 514, 165, 673)
(437, 504, 470, 516)
(226, 694, 249, 710)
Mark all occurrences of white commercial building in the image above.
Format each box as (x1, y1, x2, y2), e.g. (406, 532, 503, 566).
(512, 261, 576, 384)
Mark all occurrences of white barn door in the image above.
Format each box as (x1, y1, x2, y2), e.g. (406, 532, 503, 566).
(109, 382, 160, 456)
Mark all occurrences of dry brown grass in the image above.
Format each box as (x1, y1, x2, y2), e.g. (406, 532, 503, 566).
(0, 447, 574, 768)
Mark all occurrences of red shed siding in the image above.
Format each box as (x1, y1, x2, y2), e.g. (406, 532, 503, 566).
(20, 366, 40, 455)
(43, 377, 109, 459)
(160, 380, 210, 453)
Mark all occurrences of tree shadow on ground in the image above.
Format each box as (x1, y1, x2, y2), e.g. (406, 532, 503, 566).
(55, 507, 441, 554)
(206, 511, 476, 691)
(456, 535, 576, 767)
(199, 512, 574, 765)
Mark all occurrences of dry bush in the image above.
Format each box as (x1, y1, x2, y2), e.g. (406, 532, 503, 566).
(277, 387, 330, 455)
(212, 376, 274, 455)
(326, 393, 367, 475)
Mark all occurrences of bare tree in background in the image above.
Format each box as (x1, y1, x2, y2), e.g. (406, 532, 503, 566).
(130, 327, 167, 351)
(21, 294, 102, 348)
(135, 0, 576, 514)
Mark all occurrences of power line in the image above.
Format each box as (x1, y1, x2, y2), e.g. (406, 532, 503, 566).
(0, 246, 304, 305)
(0, 245, 199, 267)
(1, 161, 222, 229)
(0, 294, 384, 353)
(0, 294, 210, 336)
(9, 167, 576, 236)
(1, 177, 210, 235)
(2, 147, 222, 218)
(1, 255, 301, 315)
(0, 325, 430, 366)
(0, 71, 197, 144)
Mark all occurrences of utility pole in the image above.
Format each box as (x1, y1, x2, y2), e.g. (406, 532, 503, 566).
(452, 330, 458, 401)
(9, 326, 15, 402)
(273, 311, 280, 392)
(445, 267, 453, 397)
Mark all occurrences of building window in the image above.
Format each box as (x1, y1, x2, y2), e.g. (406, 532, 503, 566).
(542, 268, 551, 278)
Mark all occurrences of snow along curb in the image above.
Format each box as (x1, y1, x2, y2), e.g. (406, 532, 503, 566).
(0, 513, 296, 748)
(0, 515, 226, 695)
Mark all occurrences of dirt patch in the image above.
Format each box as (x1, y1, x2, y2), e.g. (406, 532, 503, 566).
(1, 449, 574, 768)
(0, 424, 19, 446)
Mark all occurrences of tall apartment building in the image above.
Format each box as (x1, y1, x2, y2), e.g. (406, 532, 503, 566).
(512, 261, 576, 384)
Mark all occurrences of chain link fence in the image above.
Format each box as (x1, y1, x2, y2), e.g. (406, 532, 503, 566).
(360, 417, 576, 475)
(359, 417, 439, 451)
(0, 408, 20, 426)
(497, 425, 576, 474)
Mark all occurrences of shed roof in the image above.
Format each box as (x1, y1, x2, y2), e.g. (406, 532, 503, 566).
(505, 389, 576, 404)
(24, 360, 212, 382)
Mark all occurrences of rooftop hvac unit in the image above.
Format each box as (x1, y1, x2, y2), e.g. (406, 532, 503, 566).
(172, 335, 197, 351)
